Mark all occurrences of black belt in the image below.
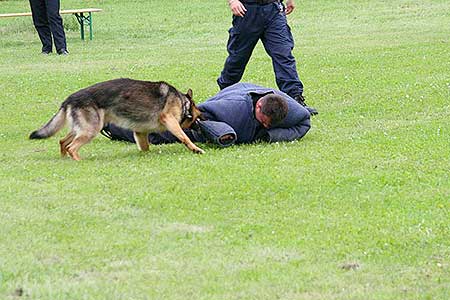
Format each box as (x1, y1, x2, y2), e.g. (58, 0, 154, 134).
(241, 0, 279, 5)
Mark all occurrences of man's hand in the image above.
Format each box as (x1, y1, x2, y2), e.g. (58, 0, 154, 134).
(285, 0, 296, 15)
(229, 0, 247, 17)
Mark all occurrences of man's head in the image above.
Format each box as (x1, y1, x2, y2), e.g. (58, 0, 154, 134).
(255, 94, 288, 128)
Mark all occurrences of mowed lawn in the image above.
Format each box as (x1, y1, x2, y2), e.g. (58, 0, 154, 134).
(0, 0, 449, 299)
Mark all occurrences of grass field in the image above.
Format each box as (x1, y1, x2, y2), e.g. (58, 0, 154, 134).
(0, 0, 449, 299)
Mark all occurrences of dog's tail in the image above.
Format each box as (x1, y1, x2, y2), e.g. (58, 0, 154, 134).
(29, 107, 66, 139)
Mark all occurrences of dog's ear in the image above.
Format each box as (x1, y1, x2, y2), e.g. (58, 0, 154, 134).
(186, 89, 193, 100)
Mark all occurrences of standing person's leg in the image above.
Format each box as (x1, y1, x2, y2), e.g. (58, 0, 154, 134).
(217, 5, 263, 90)
(29, 0, 52, 53)
(262, 2, 317, 114)
(45, 0, 67, 53)
(261, 2, 303, 98)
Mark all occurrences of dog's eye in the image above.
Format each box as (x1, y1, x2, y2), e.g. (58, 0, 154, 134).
(186, 114, 193, 120)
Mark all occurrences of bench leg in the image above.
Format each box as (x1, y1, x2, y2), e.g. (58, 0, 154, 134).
(74, 12, 94, 41)
(89, 12, 93, 40)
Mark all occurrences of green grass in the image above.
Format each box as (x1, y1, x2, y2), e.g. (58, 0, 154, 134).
(0, 0, 449, 299)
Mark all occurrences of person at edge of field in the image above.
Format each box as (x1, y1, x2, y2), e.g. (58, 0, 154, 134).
(217, 0, 318, 115)
(29, 0, 69, 55)
(101, 82, 311, 148)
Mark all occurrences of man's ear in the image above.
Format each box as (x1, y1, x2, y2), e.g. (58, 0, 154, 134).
(186, 89, 193, 99)
(255, 99, 263, 111)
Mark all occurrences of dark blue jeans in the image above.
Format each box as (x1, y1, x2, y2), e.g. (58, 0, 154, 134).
(217, 1, 303, 98)
(103, 120, 237, 148)
(29, 0, 67, 52)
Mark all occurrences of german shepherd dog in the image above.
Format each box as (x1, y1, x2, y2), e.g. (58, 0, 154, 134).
(30, 78, 205, 160)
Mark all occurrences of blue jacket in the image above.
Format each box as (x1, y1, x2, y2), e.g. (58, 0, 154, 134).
(199, 83, 311, 143)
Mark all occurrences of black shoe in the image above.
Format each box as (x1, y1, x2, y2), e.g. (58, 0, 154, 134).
(41, 50, 52, 55)
(57, 49, 69, 55)
(294, 94, 318, 115)
(100, 124, 112, 139)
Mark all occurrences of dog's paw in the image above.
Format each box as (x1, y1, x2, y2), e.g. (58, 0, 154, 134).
(193, 147, 205, 154)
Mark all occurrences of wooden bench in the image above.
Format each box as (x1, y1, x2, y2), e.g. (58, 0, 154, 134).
(0, 8, 102, 40)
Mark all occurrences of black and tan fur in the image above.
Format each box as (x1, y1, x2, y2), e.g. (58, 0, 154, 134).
(30, 78, 204, 160)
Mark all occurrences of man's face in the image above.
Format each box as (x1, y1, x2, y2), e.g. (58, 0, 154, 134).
(255, 100, 271, 128)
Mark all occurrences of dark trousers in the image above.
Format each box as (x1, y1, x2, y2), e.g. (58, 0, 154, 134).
(29, 0, 67, 52)
(217, 2, 303, 98)
(104, 124, 201, 145)
(103, 120, 237, 148)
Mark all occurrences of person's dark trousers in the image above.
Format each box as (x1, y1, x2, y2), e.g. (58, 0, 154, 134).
(217, 1, 303, 98)
(103, 124, 205, 145)
(29, 0, 67, 53)
(102, 121, 236, 147)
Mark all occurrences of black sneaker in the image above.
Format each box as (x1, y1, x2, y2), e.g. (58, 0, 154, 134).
(57, 49, 69, 55)
(100, 124, 112, 139)
(41, 50, 52, 55)
(294, 94, 318, 115)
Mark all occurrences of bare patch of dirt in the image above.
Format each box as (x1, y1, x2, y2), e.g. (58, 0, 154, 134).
(14, 287, 24, 297)
(340, 262, 360, 271)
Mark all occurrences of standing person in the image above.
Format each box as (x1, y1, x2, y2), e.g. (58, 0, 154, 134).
(218, 0, 317, 114)
(29, 0, 68, 55)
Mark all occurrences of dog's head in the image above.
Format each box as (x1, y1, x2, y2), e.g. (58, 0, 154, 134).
(180, 89, 203, 129)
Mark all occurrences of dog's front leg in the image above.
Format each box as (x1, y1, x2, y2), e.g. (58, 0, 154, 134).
(159, 114, 205, 154)
(133, 131, 150, 151)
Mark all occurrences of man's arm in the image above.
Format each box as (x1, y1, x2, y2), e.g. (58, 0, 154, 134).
(265, 98, 311, 142)
(266, 121, 310, 142)
(285, 0, 296, 15)
(228, 0, 247, 17)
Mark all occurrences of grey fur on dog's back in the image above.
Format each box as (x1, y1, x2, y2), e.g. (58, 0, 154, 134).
(30, 78, 188, 139)
(63, 78, 176, 128)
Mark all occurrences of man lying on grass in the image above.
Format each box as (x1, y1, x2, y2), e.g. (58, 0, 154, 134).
(101, 82, 311, 147)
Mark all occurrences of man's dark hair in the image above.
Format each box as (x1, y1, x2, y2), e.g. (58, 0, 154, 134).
(259, 94, 288, 126)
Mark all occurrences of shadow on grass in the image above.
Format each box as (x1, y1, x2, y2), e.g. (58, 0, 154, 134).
(30, 143, 216, 162)
(27, 137, 306, 162)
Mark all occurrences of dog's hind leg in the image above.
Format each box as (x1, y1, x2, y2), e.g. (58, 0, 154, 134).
(159, 113, 205, 154)
(66, 125, 102, 160)
(65, 108, 104, 160)
(66, 134, 94, 161)
(59, 132, 75, 157)
(133, 131, 150, 151)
